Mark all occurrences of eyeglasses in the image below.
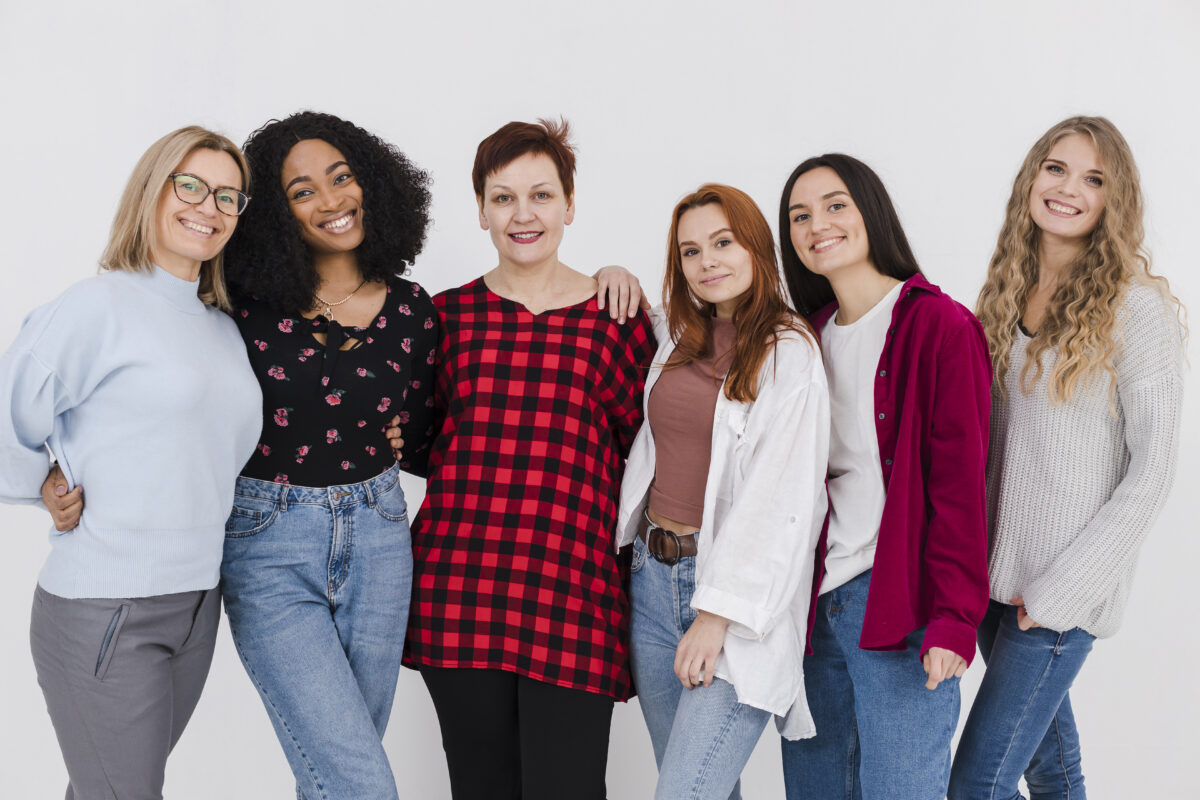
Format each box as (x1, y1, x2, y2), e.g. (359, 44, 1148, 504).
(168, 173, 251, 216)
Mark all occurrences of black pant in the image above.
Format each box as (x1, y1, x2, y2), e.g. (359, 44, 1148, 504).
(420, 666, 615, 800)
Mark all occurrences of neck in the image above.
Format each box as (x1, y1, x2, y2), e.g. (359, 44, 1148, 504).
(313, 251, 364, 295)
(489, 255, 566, 303)
(1036, 233, 1084, 288)
(827, 261, 901, 324)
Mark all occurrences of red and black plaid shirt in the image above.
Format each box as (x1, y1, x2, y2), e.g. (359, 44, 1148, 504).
(404, 278, 655, 699)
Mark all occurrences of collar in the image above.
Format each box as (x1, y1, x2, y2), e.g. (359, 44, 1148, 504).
(124, 265, 208, 315)
(808, 272, 941, 333)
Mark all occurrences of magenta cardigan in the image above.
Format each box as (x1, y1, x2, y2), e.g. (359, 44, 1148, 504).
(808, 273, 991, 664)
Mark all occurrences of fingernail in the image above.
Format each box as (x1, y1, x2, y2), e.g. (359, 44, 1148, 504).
(55, 486, 67, 496)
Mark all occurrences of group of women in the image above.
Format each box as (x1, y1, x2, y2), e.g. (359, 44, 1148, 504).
(0, 110, 1183, 800)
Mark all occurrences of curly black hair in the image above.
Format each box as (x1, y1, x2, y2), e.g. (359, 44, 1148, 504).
(224, 111, 432, 313)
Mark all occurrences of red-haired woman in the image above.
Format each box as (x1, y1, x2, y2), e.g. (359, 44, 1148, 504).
(401, 119, 656, 800)
(615, 184, 830, 800)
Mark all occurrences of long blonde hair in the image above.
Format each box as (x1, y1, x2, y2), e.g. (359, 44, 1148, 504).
(976, 115, 1183, 403)
(100, 126, 249, 311)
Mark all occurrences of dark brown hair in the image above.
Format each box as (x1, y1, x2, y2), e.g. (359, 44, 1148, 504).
(472, 118, 576, 198)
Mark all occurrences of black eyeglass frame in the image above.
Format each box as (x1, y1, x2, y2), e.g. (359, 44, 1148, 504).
(167, 172, 251, 216)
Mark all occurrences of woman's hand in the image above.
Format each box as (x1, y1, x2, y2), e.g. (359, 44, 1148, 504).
(385, 415, 405, 460)
(674, 610, 729, 689)
(41, 464, 82, 531)
(593, 266, 650, 324)
(922, 646, 967, 690)
(1009, 596, 1042, 631)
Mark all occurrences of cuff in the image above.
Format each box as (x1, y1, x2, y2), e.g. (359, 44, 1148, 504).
(920, 618, 979, 666)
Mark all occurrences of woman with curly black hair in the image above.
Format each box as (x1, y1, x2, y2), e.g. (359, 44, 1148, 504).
(216, 111, 439, 800)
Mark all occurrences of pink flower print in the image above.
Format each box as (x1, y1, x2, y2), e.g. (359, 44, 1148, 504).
(257, 443, 271, 456)
(326, 428, 341, 444)
(273, 407, 291, 427)
(302, 348, 316, 356)
(340, 460, 355, 470)
(366, 337, 374, 344)
(357, 367, 368, 377)
(365, 445, 377, 456)
(325, 390, 344, 406)
(386, 360, 401, 373)
(401, 338, 412, 354)
(274, 474, 289, 483)
(398, 304, 412, 315)
(376, 316, 387, 329)
(410, 380, 422, 389)
(412, 284, 422, 295)
(396, 411, 410, 424)
(297, 445, 311, 457)
(426, 352, 436, 365)
(357, 419, 367, 428)
(278, 319, 294, 333)
(240, 309, 249, 318)
(377, 397, 392, 412)
(321, 376, 330, 387)
(254, 340, 268, 352)
(268, 366, 289, 381)
(424, 317, 434, 330)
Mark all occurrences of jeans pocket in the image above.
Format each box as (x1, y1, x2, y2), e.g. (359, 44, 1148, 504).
(224, 495, 279, 539)
(630, 536, 647, 574)
(95, 604, 129, 680)
(373, 479, 409, 523)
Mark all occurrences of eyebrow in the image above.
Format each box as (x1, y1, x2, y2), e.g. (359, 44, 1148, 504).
(788, 190, 850, 212)
(678, 228, 734, 248)
(1043, 157, 1103, 174)
(489, 181, 554, 192)
(284, 161, 353, 191)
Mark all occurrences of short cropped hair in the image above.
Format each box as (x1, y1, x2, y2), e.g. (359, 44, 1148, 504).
(101, 126, 249, 311)
(472, 118, 576, 199)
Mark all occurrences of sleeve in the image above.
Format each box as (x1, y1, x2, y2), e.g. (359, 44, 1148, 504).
(1022, 297, 1184, 631)
(394, 287, 441, 479)
(607, 310, 657, 460)
(0, 326, 77, 505)
(691, 336, 831, 640)
(919, 313, 993, 663)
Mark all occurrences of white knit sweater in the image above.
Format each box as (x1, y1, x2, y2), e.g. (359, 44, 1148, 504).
(985, 281, 1184, 637)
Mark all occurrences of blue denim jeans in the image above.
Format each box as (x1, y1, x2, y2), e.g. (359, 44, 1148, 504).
(629, 535, 771, 800)
(780, 569, 961, 800)
(221, 464, 412, 800)
(948, 600, 1095, 800)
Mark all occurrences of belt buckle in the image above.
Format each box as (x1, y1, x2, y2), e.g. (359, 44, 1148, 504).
(653, 529, 682, 567)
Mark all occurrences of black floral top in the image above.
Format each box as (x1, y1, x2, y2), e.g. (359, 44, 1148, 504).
(233, 276, 438, 486)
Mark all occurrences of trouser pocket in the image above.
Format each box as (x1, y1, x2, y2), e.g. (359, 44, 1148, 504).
(95, 604, 129, 680)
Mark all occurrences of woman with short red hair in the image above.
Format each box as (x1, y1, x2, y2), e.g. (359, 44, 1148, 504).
(402, 118, 656, 800)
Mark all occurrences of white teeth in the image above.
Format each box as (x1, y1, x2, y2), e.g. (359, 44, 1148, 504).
(1047, 201, 1080, 215)
(512, 232, 540, 240)
(182, 220, 214, 234)
(813, 238, 841, 252)
(323, 213, 353, 230)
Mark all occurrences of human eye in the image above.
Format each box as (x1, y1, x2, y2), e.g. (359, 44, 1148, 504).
(1045, 163, 1064, 175)
(1085, 175, 1103, 187)
(715, 237, 733, 248)
(791, 212, 810, 223)
(681, 247, 699, 258)
(291, 187, 313, 201)
(534, 191, 551, 200)
(333, 171, 355, 185)
(828, 202, 846, 213)
(493, 193, 511, 204)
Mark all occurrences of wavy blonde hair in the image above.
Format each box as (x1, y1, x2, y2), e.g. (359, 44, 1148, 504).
(976, 115, 1183, 404)
(100, 126, 249, 311)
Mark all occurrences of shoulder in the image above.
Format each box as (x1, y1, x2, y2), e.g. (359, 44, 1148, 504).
(433, 277, 486, 311)
(19, 272, 124, 342)
(388, 274, 434, 307)
(764, 324, 823, 384)
(1120, 280, 1180, 336)
(1114, 280, 1184, 377)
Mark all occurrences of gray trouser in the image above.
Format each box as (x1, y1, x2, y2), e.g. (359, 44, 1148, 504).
(29, 585, 220, 800)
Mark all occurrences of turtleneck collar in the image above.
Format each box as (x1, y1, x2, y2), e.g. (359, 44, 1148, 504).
(122, 265, 208, 315)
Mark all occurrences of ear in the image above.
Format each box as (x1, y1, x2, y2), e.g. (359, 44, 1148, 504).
(477, 195, 488, 231)
(564, 194, 575, 226)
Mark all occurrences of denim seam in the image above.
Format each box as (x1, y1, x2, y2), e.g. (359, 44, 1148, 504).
(234, 640, 328, 800)
(689, 698, 746, 799)
(986, 645, 1061, 800)
(1051, 713, 1076, 798)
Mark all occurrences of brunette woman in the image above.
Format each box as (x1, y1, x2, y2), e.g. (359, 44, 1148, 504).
(948, 116, 1185, 800)
(1, 126, 261, 799)
(403, 118, 656, 800)
(616, 184, 829, 800)
(777, 154, 991, 799)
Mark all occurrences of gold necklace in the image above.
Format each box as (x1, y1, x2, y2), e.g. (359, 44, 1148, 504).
(313, 279, 368, 320)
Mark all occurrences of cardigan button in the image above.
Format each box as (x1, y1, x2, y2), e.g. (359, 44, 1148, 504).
(878, 412, 886, 420)
(885, 458, 893, 466)
(878, 369, 887, 377)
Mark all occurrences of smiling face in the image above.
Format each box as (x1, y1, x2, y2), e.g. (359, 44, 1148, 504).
(477, 152, 574, 269)
(151, 147, 243, 280)
(1028, 133, 1105, 246)
(786, 166, 872, 281)
(676, 203, 754, 319)
(281, 138, 365, 255)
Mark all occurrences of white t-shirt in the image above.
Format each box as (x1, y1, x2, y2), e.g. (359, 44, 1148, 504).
(819, 282, 904, 594)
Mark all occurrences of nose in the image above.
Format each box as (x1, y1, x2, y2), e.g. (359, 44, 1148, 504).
(513, 197, 535, 222)
(316, 186, 345, 211)
(193, 191, 220, 217)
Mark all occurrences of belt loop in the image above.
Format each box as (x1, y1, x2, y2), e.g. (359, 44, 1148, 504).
(364, 478, 376, 508)
(279, 484, 289, 512)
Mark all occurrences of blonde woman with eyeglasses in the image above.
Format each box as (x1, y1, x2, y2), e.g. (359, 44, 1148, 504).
(0, 126, 261, 799)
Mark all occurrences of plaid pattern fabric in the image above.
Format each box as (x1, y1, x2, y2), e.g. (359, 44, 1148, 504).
(405, 278, 655, 699)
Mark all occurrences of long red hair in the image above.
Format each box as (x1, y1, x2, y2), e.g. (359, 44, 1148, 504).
(663, 184, 812, 402)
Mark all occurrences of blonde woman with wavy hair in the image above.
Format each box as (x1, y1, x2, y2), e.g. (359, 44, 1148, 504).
(0, 125, 262, 798)
(949, 116, 1185, 800)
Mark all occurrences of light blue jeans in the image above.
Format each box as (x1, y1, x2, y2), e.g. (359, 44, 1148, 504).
(948, 600, 1095, 800)
(780, 569, 961, 800)
(221, 464, 412, 800)
(629, 535, 771, 800)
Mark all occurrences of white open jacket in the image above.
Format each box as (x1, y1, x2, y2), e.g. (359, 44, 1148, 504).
(616, 310, 830, 740)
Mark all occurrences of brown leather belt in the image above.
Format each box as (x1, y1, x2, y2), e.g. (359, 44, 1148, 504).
(636, 510, 698, 566)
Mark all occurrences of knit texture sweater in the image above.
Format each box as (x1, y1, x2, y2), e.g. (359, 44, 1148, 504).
(985, 281, 1184, 637)
(0, 267, 262, 598)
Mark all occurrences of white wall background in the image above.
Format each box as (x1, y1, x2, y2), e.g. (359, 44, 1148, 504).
(1, 1, 1196, 796)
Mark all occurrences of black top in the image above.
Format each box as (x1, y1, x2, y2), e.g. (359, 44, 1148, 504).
(233, 275, 439, 486)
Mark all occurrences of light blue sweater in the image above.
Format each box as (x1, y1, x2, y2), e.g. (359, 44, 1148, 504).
(0, 267, 262, 598)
